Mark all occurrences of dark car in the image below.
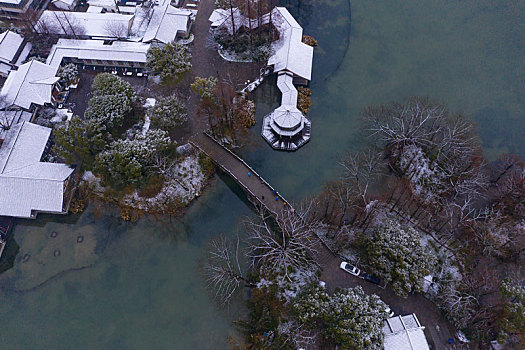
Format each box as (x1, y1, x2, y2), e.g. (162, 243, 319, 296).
(362, 273, 381, 285)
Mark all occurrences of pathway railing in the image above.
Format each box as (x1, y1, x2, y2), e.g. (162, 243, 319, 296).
(191, 131, 338, 257)
(204, 131, 289, 202)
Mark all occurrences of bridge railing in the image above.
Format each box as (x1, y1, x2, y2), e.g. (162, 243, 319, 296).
(191, 132, 338, 257)
(202, 131, 290, 203)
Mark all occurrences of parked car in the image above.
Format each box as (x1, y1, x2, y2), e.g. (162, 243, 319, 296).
(339, 262, 360, 276)
(362, 273, 381, 285)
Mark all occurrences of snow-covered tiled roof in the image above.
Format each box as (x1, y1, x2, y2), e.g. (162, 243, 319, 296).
(268, 7, 313, 81)
(142, 0, 191, 44)
(0, 30, 31, 77)
(37, 11, 134, 38)
(0, 60, 59, 110)
(47, 39, 151, 68)
(0, 31, 24, 64)
(272, 105, 303, 132)
(86, 0, 115, 8)
(0, 122, 74, 218)
(383, 314, 430, 350)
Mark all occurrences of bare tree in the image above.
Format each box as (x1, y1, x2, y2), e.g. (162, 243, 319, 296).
(204, 235, 253, 305)
(104, 20, 129, 39)
(36, 16, 62, 35)
(41, 11, 86, 37)
(277, 321, 319, 350)
(228, 0, 236, 35)
(17, 8, 41, 34)
(435, 114, 477, 164)
(341, 150, 385, 197)
(437, 282, 479, 329)
(246, 203, 320, 282)
(489, 154, 524, 185)
(366, 97, 445, 151)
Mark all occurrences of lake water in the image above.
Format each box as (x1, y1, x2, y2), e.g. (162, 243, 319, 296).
(0, 1, 523, 348)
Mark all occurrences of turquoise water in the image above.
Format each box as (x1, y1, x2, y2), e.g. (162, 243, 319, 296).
(0, 1, 524, 348)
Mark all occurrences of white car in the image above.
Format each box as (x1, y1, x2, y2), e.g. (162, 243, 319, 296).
(339, 262, 360, 276)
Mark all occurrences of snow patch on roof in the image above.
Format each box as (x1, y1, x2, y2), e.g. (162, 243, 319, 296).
(37, 11, 134, 39)
(0, 31, 24, 64)
(268, 7, 313, 81)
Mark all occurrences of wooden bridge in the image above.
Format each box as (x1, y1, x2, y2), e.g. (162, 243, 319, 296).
(190, 132, 291, 214)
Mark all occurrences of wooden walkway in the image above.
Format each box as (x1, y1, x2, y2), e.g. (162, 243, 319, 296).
(190, 132, 291, 215)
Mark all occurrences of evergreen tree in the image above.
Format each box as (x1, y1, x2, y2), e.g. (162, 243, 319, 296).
(147, 96, 187, 129)
(147, 43, 192, 83)
(364, 219, 436, 297)
(293, 285, 389, 349)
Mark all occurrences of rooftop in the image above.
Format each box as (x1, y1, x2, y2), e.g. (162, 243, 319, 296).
(0, 60, 59, 110)
(268, 7, 313, 81)
(0, 31, 24, 64)
(37, 11, 134, 39)
(0, 110, 32, 139)
(0, 122, 74, 218)
(47, 39, 151, 68)
(140, 0, 191, 43)
(383, 314, 430, 350)
(0, 0, 23, 5)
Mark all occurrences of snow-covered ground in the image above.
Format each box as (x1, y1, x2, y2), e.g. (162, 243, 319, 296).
(398, 144, 445, 203)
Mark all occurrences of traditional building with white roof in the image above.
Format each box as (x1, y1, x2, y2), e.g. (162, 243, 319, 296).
(132, 0, 192, 44)
(0, 121, 75, 218)
(267, 7, 313, 83)
(47, 39, 150, 70)
(0, 60, 61, 111)
(51, 0, 77, 10)
(263, 8, 314, 151)
(0, 30, 32, 77)
(209, 7, 314, 150)
(0, 0, 45, 19)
